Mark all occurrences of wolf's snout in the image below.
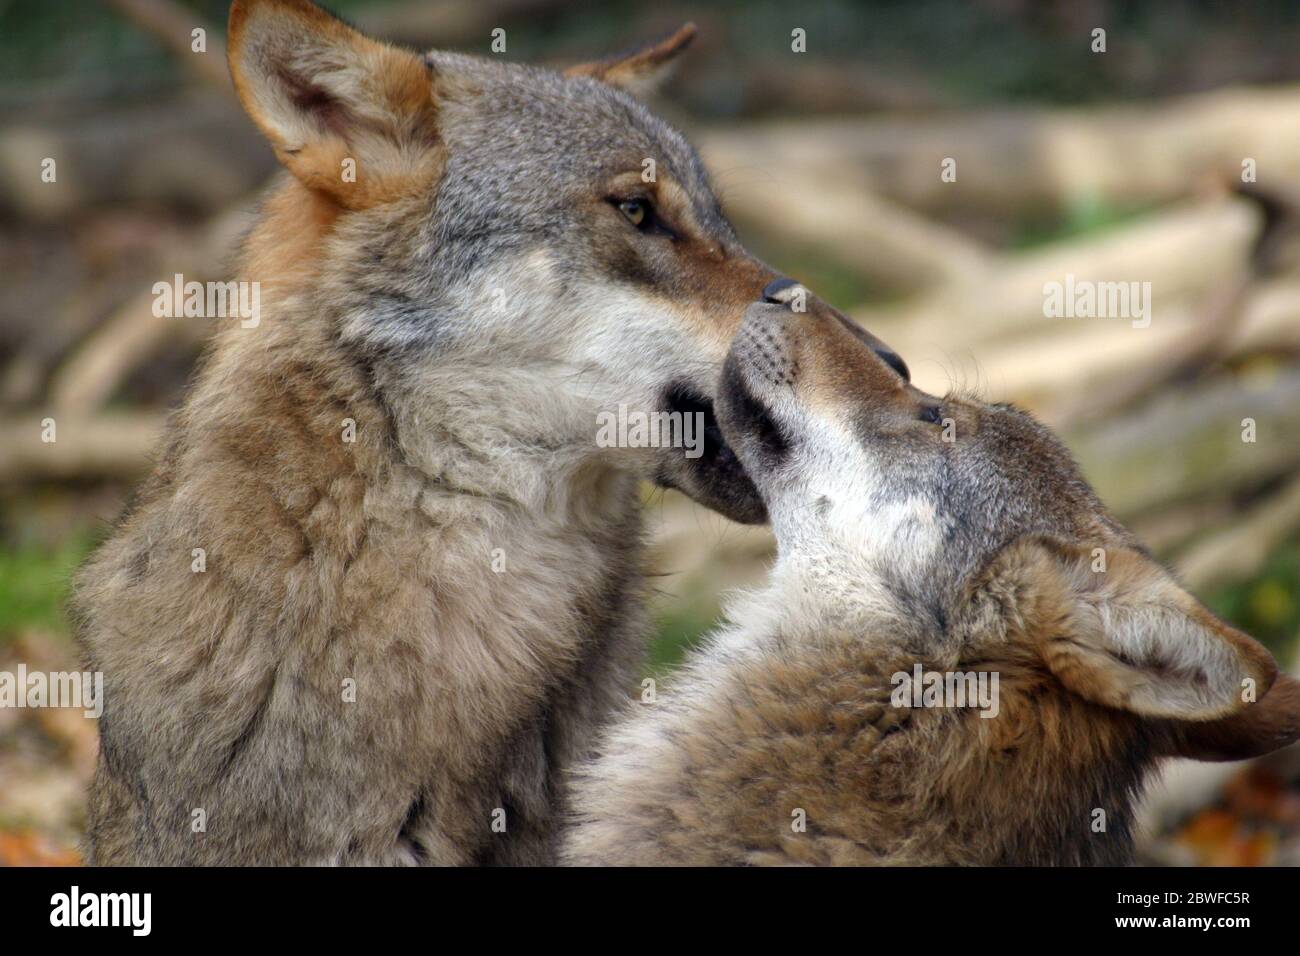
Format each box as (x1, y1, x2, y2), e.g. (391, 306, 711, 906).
(748, 282, 911, 384)
(827, 311, 909, 382)
(868, 342, 910, 382)
(735, 302, 798, 389)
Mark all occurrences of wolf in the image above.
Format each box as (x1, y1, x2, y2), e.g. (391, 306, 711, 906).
(75, 0, 909, 865)
(563, 286, 1300, 866)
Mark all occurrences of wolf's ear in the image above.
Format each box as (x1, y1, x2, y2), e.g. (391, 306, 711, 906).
(565, 23, 697, 97)
(1159, 673, 1300, 761)
(980, 536, 1278, 721)
(228, 0, 440, 209)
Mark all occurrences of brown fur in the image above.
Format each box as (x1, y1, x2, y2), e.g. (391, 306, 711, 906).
(566, 639, 1156, 865)
(565, 23, 698, 96)
(563, 546, 1298, 866)
(227, 0, 442, 209)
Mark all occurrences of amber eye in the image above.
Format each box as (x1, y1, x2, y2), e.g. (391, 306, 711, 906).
(617, 198, 649, 227)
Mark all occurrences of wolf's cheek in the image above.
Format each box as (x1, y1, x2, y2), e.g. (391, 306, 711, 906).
(593, 236, 774, 345)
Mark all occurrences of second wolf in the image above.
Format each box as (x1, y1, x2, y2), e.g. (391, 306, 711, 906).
(564, 290, 1300, 866)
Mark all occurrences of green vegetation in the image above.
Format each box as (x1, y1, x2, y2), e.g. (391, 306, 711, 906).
(1208, 540, 1300, 661)
(0, 532, 96, 644)
(8, 1, 1300, 114)
(648, 600, 722, 676)
(1008, 194, 1161, 250)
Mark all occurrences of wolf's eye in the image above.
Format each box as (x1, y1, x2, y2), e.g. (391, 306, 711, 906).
(617, 198, 649, 228)
(919, 404, 944, 425)
(610, 196, 679, 240)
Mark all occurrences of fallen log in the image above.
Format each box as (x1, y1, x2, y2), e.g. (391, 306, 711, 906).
(1176, 474, 1300, 591)
(0, 413, 163, 483)
(0, 98, 271, 220)
(699, 85, 1300, 218)
(854, 196, 1257, 360)
(717, 175, 993, 295)
(46, 208, 251, 414)
(1063, 368, 1300, 521)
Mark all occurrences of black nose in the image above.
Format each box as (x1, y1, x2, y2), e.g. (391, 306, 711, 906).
(762, 277, 801, 304)
(874, 347, 910, 382)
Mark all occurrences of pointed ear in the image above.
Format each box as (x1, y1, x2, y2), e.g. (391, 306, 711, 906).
(227, 0, 440, 209)
(1160, 673, 1300, 761)
(980, 536, 1278, 721)
(565, 23, 697, 97)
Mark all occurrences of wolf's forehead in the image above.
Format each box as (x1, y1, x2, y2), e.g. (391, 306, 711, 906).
(434, 55, 714, 193)
(948, 403, 1122, 540)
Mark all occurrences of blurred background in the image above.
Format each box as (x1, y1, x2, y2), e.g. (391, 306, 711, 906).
(3, 0, 1300, 865)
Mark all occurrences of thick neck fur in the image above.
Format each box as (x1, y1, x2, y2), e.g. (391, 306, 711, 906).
(755, 567, 1159, 865)
(183, 185, 638, 574)
(207, 182, 648, 736)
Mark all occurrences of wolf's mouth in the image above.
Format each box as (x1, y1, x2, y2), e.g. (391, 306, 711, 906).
(718, 355, 791, 465)
(653, 382, 766, 524)
(664, 383, 742, 475)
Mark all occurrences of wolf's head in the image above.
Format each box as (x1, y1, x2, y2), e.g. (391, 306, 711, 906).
(226, 0, 791, 521)
(718, 294, 1300, 763)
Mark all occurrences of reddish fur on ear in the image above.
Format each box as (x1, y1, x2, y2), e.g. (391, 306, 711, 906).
(1162, 673, 1300, 761)
(565, 23, 697, 96)
(228, 0, 441, 210)
(978, 536, 1278, 721)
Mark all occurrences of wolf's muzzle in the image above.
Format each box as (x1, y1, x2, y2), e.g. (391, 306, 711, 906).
(758, 278, 910, 382)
